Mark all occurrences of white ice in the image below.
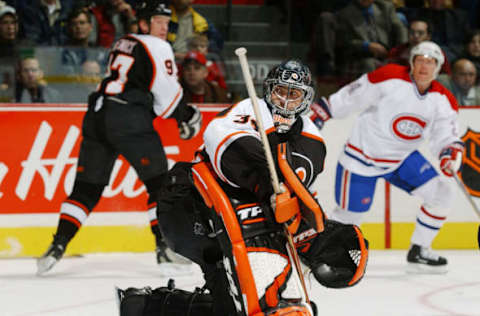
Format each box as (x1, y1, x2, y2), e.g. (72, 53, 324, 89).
(1, 250, 479, 316)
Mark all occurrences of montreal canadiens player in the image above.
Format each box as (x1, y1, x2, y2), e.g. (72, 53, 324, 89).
(311, 41, 463, 273)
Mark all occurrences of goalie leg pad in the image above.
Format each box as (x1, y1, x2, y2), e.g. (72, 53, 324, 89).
(192, 162, 313, 315)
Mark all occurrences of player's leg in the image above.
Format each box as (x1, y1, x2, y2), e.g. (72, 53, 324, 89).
(37, 107, 116, 275)
(329, 162, 378, 225)
(119, 162, 237, 315)
(107, 103, 188, 265)
(384, 151, 451, 272)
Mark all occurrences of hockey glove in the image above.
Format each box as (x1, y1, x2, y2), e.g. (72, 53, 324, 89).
(179, 105, 202, 140)
(309, 97, 331, 130)
(271, 183, 301, 234)
(439, 141, 464, 177)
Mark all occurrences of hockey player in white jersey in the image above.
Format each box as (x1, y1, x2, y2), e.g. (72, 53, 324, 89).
(37, 0, 201, 275)
(311, 41, 463, 273)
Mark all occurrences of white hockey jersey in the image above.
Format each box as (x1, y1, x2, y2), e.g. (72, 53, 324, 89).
(327, 64, 461, 176)
(203, 97, 325, 189)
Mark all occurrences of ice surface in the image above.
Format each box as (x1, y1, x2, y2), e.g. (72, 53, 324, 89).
(1, 250, 479, 316)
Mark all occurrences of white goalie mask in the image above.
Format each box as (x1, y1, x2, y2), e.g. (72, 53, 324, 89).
(264, 60, 315, 133)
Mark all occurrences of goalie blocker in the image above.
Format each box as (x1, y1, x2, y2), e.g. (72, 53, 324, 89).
(118, 159, 368, 316)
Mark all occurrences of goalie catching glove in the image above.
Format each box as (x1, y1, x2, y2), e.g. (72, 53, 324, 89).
(179, 105, 202, 140)
(296, 220, 369, 289)
(439, 141, 464, 177)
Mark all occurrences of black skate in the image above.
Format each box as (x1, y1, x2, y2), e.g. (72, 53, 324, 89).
(155, 241, 193, 276)
(406, 244, 447, 274)
(36, 235, 68, 275)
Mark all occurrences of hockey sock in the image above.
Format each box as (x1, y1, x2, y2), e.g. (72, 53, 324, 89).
(411, 205, 446, 247)
(55, 218, 78, 244)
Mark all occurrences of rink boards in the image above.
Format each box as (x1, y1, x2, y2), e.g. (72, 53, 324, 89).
(0, 104, 479, 257)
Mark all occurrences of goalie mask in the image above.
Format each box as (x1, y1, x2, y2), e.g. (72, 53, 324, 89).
(264, 60, 315, 133)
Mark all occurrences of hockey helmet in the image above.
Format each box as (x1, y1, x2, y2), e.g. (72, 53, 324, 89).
(409, 41, 444, 78)
(136, 0, 171, 21)
(264, 60, 315, 133)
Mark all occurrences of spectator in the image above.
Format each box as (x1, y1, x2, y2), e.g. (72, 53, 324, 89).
(167, 0, 223, 61)
(458, 29, 480, 83)
(15, 56, 61, 103)
(186, 34, 227, 90)
(438, 58, 480, 106)
(456, 0, 480, 29)
(20, 0, 74, 45)
(69, 59, 102, 102)
(388, 18, 451, 74)
(90, 0, 137, 48)
(0, 3, 30, 59)
(335, 0, 408, 79)
(409, 0, 470, 61)
(61, 7, 108, 74)
(180, 50, 229, 103)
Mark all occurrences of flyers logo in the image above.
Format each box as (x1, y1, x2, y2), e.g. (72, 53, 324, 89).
(459, 129, 480, 197)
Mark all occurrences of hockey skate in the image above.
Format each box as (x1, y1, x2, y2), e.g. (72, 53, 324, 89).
(36, 234, 68, 275)
(155, 241, 193, 276)
(406, 244, 448, 274)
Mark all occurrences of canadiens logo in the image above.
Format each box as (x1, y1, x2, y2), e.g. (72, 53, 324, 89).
(391, 114, 427, 141)
(459, 129, 480, 197)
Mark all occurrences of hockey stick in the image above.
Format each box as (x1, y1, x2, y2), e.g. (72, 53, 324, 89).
(452, 173, 480, 249)
(235, 47, 312, 308)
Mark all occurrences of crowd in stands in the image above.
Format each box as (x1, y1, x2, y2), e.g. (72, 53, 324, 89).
(0, 0, 229, 103)
(0, 0, 479, 106)
(308, 0, 480, 105)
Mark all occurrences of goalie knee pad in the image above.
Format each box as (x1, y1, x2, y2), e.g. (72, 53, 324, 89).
(296, 220, 368, 288)
(118, 281, 214, 316)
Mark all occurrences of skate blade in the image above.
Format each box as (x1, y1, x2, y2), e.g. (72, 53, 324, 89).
(164, 249, 192, 265)
(406, 262, 448, 274)
(157, 262, 193, 277)
(36, 256, 58, 276)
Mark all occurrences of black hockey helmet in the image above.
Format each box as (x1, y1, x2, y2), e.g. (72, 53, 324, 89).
(263, 59, 315, 133)
(136, 0, 172, 21)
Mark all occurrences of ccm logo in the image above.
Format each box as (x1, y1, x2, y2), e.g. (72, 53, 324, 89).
(391, 115, 426, 141)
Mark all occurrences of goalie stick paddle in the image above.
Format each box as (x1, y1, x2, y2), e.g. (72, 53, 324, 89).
(453, 173, 480, 249)
(234, 47, 312, 308)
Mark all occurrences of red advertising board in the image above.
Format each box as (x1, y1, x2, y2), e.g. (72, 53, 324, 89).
(0, 103, 227, 214)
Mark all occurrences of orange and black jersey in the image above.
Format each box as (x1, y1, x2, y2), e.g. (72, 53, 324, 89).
(203, 97, 326, 202)
(97, 33, 183, 119)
